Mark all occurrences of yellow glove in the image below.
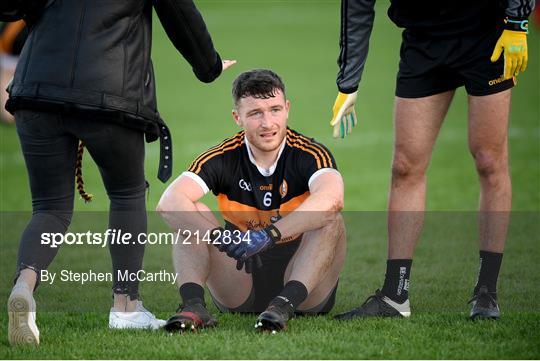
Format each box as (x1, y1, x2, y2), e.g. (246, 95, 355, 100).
(330, 91, 357, 139)
(491, 19, 528, 80)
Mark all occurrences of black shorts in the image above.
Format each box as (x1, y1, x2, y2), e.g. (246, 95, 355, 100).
(211, 239, 338, 314)
(396, 26, 515, 98)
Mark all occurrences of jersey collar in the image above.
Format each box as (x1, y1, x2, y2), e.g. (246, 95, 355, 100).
(244, 135, 286, 177)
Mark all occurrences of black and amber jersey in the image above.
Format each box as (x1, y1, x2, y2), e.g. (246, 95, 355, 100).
(182, 128, 339, 244)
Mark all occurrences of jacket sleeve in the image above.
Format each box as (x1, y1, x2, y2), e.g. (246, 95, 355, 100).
(505, 0, 535, 19)
(336, 0, 376, 94)
(153, 0, 222, 83)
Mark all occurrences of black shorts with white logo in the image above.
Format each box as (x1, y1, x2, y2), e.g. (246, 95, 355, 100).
(396, 26, 515, 98)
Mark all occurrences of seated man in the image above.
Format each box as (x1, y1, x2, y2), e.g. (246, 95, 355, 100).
(157, 69, 345, 333)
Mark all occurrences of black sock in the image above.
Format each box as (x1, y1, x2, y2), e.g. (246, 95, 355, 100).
(474, 250, 503, 295)
(179, 282, 205, 305)
(273, 280, 308, 311)
(381, 259, 412, 303)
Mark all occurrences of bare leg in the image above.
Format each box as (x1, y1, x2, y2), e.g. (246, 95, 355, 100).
(468, 90, 512, 253)
(172, 202, 252, 308)
(284, 214, 346, 310)
(15, 269, 37, 290)
(388, 92, 455, 258)
(466, 90, 511, 319)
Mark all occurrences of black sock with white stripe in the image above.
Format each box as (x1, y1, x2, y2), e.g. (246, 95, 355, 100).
(271, 280, 308, 313)
(381, 259, 412, 304)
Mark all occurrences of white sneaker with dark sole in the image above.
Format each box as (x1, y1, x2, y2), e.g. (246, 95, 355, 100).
(8, 283, 39, 346)
(109, 301, 166, 330)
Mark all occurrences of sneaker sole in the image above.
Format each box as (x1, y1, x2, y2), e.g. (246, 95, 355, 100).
(334, 309, 410, 320)
(109, 316, 165, 330)
(109, 321, 161, 330)
(470, 311, 500, 321)
(8, 294, 39, 346)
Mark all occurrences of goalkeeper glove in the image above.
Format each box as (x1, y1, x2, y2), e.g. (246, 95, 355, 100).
(330, 91, 358, 139)
(491, 18, 529, 79)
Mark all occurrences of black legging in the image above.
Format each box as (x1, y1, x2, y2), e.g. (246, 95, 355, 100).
(15, 109, 147, 299)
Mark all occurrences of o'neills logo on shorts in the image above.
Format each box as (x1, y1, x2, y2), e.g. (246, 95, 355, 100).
(488, 76, 506, 86)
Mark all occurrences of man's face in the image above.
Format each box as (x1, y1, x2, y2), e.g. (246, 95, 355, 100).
(233, 89, 290, 153)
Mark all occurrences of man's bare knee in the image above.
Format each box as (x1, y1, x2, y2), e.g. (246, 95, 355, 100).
(471, 149, 508, 186)
(391, 151, 426, 185)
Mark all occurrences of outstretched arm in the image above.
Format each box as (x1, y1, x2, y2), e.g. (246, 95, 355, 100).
(153, 0, 235, 82)
(336, 0, 377, 94)
(331, 0, 376, 138)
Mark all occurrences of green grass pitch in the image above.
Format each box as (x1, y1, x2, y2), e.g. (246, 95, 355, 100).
(1, 1, 539, 359)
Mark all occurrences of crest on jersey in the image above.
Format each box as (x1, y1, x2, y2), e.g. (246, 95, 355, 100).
(279, 179, 288, 198)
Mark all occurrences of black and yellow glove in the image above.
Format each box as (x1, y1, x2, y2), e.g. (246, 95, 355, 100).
(491, 17, 529, 79)
(330, 91, 358, 139)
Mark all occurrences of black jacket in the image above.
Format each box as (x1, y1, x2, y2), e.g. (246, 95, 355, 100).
(6, 0, 223, 182)
(337, 0, 535, 94)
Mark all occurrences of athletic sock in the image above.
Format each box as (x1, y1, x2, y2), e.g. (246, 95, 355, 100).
(474, 250, 503, 296)
(179, 282, 205, 305)
(381, 259, 412, 304)
(271, 280, 308, 313)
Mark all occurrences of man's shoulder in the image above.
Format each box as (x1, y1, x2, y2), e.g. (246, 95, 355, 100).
(286, 128, 335, 168)
(208, 131, 245, 153)
(187, 131, 245, 174)
(286, 128, 330, 149)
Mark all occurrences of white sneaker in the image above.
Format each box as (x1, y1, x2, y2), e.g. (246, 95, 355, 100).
(8, 283, 40, 346)
(109, 301, 166, 330)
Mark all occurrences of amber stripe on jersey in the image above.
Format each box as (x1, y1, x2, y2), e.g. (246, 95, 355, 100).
(287, 130, 331, 168)
(189, 140, 244, 174)
(287, 129, 333, 168)
(287, 138, 322, 169)
(188, 132, 244, 174)
(293, 132, 334, 168)
(188, 131, 244, 171)
(287, 138, 323, 169)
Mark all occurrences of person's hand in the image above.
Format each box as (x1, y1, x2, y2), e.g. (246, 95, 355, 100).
(222, 60, 237, 71)
(211, 226, 276, 274)
(214, 225, 281, 262)
(330, 91, 358, 139)
(491, 19, 528, 79)
(235, 255, 263, 274)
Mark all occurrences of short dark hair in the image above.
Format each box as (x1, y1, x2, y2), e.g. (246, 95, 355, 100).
(232, 69, 286, 107)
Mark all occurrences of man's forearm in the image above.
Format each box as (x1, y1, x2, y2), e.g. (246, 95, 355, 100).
(157, 197, 218, 234)
(273, 192, 343, 241)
